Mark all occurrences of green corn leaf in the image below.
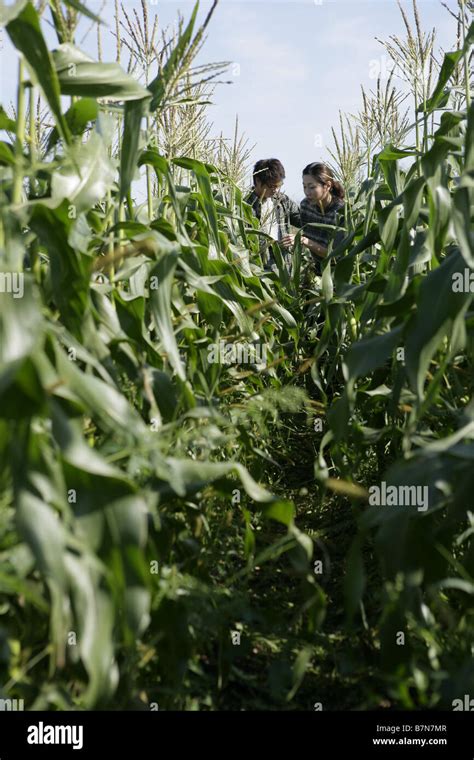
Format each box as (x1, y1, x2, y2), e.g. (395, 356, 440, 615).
(405, 250, 472, 398)
(149, 251, 187, 382)
(64, 555, 118, 707)
(0, 275, 43, 395)
(174, 157, 221, 253)
(452, 188, 474, 268)
(0, 105, 16, 132)
(7, 2, 71, 146)
(52, 43, 150, 100)
(0, 141, 15, 165)
(28, 200, 90, 336)
(46, 97, 98, 153)
(54, 344, 150, 439)
(147, 1, 199, 112)
(421, 22, 474, 113)
(344, 326, 404, 383)
(379, 203, 400, 252)
(119, 97, 150, 201)
(156, 457, 283, 506)
(61, 0, 105, 24)
(16, 489, 67, 587)
(51, 117, 116, 213)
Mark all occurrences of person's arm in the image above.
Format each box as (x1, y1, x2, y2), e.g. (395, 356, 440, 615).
(301, 236, 327, 258)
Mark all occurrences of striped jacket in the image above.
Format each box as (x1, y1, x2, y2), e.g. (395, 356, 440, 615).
(300, 196, 345, 274)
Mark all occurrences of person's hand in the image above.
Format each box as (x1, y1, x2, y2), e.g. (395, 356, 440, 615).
(301, 235, 309, 247)
(280, 234, 295, 247)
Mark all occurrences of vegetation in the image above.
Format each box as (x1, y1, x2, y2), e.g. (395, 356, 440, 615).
(0, 0, 473, 710)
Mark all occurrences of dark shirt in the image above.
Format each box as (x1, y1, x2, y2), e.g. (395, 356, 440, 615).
(300, 196, 345, 274)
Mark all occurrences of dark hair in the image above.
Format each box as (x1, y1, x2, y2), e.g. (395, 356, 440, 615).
(302, 162, 345, 201)
(253, 158, 286, 187)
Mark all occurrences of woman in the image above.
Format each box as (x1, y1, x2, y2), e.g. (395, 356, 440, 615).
(299, 163, 345, 277)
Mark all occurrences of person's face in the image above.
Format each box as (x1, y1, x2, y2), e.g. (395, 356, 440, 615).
(255, 177, 283, 200)
(303, 175, 331, 205)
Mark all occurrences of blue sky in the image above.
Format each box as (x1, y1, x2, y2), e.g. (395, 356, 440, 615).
(0, 0, 460, 200)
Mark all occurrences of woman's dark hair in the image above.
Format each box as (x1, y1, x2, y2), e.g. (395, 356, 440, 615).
(302, 162, 345, 201)
(253, 158, 286, 187)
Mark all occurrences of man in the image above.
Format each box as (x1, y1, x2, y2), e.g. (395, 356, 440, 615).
(245, 158, 301, 274)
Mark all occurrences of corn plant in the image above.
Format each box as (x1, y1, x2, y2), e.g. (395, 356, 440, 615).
(0, 0, 323, 710)
(307, 10, 474, 707)
(0, 0, 473, 712)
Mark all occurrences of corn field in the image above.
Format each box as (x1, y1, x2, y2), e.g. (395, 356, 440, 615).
(0, 0, 473, 713)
